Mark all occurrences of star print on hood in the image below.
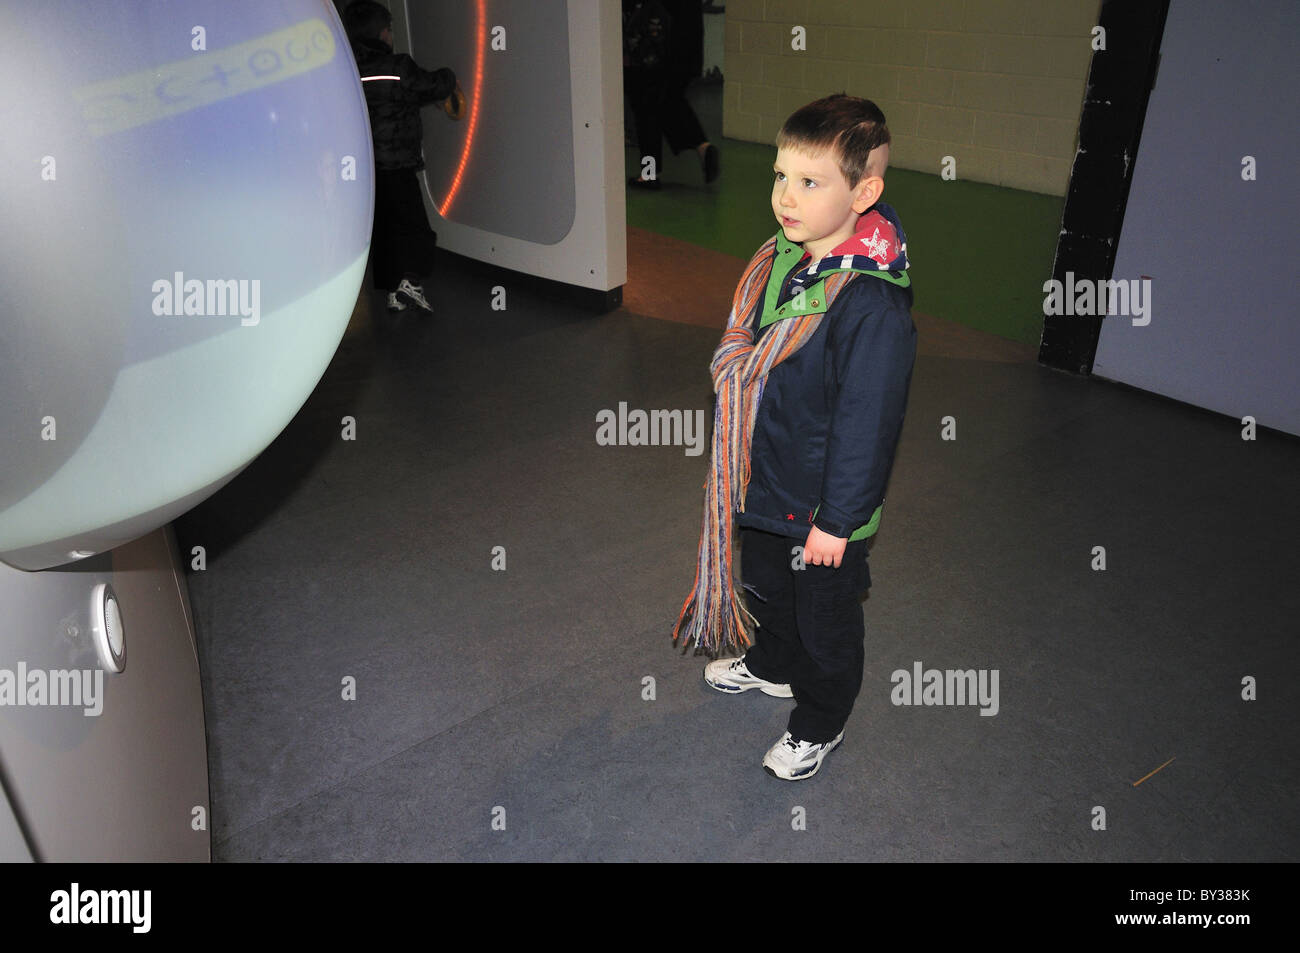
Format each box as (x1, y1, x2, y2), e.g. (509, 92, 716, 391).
(788, 202, 909, 291)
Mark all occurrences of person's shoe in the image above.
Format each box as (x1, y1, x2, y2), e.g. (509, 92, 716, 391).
(395, 278, 434, 313)
(701, 143, 720, 183)
(386, 292, 408, 313)
(703, 656, 793, 697)
(762, 731, 844, 781)
(628, 175, 662, 191)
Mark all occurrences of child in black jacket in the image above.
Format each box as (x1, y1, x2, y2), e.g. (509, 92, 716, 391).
(344, 1, 460, 314)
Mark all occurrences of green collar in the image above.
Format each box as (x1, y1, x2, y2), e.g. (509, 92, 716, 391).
(760, 230, 910, 328)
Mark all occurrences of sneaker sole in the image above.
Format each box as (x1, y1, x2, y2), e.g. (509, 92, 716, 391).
(762, 733, 843, 781)
(703, 673, 793, 698)
(395, 292, 433, 312)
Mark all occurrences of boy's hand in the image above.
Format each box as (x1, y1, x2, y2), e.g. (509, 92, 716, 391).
(442, 84, 467, 120)
(803, 525, 847, 567)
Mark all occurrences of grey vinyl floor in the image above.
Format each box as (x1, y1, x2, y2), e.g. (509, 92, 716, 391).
(175, 78, 1298, 863)
(174, 238, 1300, 861)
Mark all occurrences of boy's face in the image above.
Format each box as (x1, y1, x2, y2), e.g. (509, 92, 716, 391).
(771, 145, 885, 261)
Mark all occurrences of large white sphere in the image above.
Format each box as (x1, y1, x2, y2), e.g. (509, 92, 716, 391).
(0, 1, 374, 569)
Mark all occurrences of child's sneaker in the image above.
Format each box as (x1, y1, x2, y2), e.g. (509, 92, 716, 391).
(703, 656, 793, 697)
(762, 730, 843, 780)
(386, 292, 408, 312)
(395, 278, 434, 313)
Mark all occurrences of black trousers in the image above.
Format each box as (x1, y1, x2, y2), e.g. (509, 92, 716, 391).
(739, 527, 872, 744)
(625, 64, 707, 175)
(370, 168, 437, 292)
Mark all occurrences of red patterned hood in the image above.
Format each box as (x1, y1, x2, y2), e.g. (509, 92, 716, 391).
(789, 202, 910, 287)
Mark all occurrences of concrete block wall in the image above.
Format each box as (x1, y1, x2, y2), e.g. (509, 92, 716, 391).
(722, 0, 1104, 195)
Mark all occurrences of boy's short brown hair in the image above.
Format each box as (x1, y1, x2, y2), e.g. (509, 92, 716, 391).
(776, 93, 891, 188)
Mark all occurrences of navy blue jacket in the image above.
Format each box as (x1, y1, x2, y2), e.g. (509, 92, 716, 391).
(737, 204, 917, 541)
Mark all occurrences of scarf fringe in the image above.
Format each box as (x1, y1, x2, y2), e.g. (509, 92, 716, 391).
(672, 241, 855, 658)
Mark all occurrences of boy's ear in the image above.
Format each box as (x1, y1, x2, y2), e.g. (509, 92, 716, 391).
(852, 175, 884, 214)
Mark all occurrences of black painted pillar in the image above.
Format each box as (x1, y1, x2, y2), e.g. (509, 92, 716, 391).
(1039, 0, 1170, 374)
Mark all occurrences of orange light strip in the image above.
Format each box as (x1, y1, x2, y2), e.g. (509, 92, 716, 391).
(436, 0, 485, 218)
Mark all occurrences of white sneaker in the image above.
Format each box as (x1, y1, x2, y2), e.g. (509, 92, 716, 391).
(703, 656, 793, 697)
(386, 292, 407, 312)
(395, 278, 433, 313)
(762, 731, 844, 780)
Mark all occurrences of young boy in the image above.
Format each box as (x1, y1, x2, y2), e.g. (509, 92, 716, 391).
(674, 94, 916, 780)
(344, 1, 461, 314)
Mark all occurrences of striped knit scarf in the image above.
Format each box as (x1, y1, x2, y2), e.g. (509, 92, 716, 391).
(672, 236, 858, 657)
